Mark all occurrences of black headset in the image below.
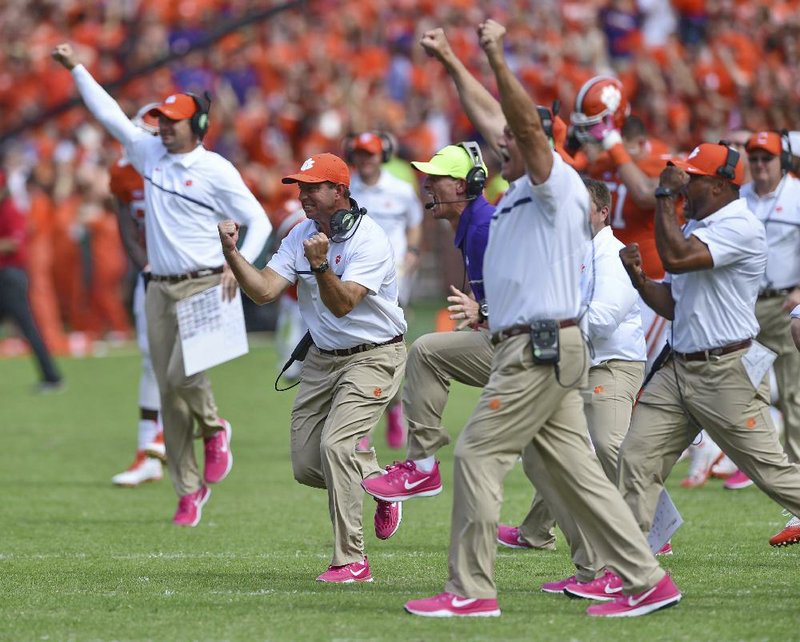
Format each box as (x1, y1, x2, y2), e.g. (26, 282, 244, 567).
(185, 91, 212, 139)
(716, 141, 740, 181)
(343, 132, 394, 164)
(330, 197, 367, 242)
(458, 141, 487, 199)
(780, 129, 793, 173)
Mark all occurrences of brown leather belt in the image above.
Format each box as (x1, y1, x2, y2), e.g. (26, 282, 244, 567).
(491, 319, 577, 346)
(318, 334, 404, 357)
(150, 266, 224, 283)
(673, 339, 752, 362)
(758, 287, 796, 299)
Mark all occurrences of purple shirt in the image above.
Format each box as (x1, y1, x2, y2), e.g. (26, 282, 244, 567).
(454, 194, 493, 302)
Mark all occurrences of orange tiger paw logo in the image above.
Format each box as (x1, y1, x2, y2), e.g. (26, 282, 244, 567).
(488, 398, 501, 410)
(373, 387, 382, 398)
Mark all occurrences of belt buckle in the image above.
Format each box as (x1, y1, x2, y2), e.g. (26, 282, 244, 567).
(196, 269, 212, 277)
(708, 348, 721, 361)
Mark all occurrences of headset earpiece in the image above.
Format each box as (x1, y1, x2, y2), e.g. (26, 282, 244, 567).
(330, 198, 365, 241)
(458, 141, 487, 199)
(343, 132, 394, 164)
(715, 141, 739, 180)
(377, 132, 393, 164)
(186, 91, 211, 139)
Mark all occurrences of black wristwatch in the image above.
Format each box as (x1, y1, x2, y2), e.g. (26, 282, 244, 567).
(478, 301, 489, 323)
(654, 186, 676, 199)
(310, 259, 330, 274)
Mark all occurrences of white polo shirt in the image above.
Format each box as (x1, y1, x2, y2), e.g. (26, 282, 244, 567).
(582, 226, 646, 365)
(741, 175, 800, 291)
(484, 152, 591, 331)
(350, 170, 422, 263)
(666, 198, 767, 353)
(72, 65, 271, 277)
(267, 215, 407, 351)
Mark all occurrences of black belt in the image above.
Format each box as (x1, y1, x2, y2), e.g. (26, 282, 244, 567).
(150, 266, 224, 283)
(673, 339, 752, 362)
(318, 334, 404, 357)
(758, 287, 796, 299)
(491, 319, 577, 346)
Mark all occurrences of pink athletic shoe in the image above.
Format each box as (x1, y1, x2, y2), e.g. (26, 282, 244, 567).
(172, 485, 211, 527)
(204, 419, 232, 484)
(769, 515, 800, 547)
(656, 541, 673, 556)
(316, 556, 373, 583)
(361, 460, 442, 501)
(404, 592, 501, 618)
(564, 571, 622, 601)
(586, 574, 681, 617)
(724, 469, 754, 490)
(681, 439, 722, 488)
(497, 525, 534, 549)
(386, 403, 406, 449)
(540, 575, 577, 594)
(355, 435, 371, 452)
(374, 498, 402, 540)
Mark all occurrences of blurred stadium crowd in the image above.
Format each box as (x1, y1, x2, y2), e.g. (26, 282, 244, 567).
(1, 0, 799, 355)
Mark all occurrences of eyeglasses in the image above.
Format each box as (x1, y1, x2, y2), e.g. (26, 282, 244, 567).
(748, 155, 777, 165)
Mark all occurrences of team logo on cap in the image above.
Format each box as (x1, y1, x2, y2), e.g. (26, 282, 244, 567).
(300, 158, 315, 171)
(688, 147, 700, 159)
(165, 95, 177, 104)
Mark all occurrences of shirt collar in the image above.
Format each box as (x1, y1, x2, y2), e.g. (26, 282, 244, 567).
(697, 197, 748, 226)
(165, 144, 205, 168)
(454, 195, 486, 249)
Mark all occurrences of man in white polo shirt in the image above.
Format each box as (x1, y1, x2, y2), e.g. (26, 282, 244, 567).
(218, 153, 407, 582)
(52, 43, 271, 527)
(618, 142, 800, 550)
(498, 179, 651, 598)
(404, 19, 678, 619)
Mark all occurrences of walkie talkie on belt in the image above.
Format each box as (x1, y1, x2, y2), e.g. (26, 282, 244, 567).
(274, 331, 314, 391)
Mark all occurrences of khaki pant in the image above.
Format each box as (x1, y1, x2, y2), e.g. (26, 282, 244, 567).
(146, 276, 223, 497)
(403, 330, 494, 460)
(291, 342, 406, 566)
(619, 349, 800, 534)
(518, 360, 645, 580)
(757, 297, 800, 463)
(445, 328, 664, 599)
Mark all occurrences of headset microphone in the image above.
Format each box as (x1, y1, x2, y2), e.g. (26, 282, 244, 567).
(425, 197, 475, 210)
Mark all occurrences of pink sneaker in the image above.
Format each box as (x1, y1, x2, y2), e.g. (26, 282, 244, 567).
(204, 419, 232, 484)
(586, 574, 681, 617)
(404, 592, 501, 617)
(497, 525, 534, 549)
(361, 460, 442, 501)
(681, 439, 722, 488)
(724, 469, 754, 490)
(356, 435, 371, 452)
(540, 575, 577, 594)
(374, 498, 402, 540)
(316, 556, 373, 583)
(386, 403, 406, 449)
(656, 541, 673, 556)
(564, 571, 622, 601)
(172, 485, 211, 527)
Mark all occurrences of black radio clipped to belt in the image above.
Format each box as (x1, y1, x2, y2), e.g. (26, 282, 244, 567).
(530, 320, 560, 364)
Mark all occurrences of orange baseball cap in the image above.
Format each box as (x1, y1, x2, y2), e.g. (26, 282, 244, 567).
(670, 143, 745, 186)
(352, 132, 383, 155)
(147, 94, 198, 121)
(745, 131, 781, 156)
(282, 153, 350, 187)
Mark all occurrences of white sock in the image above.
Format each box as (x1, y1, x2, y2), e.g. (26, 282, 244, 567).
(137, 419, 160, 450)
(414, 456, 436, 473)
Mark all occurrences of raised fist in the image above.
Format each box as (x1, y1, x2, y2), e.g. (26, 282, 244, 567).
(51, 43, 78, 70)
(420, 29, 453, 62)
(619, 243, 647, 290)
(218, 220, 240, 254)
(478, 20, 506, 57)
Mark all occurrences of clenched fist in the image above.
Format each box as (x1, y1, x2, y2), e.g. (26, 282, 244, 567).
(619, 243, 647, 290)
(420, 28, 454, 62)
(303, 232, 329, 270)
(51, 43, 78, 70)
(218, 220, 240, 254)
(478, 19, 506, 57)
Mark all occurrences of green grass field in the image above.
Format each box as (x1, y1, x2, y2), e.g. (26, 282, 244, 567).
(2, 310, 799, 641)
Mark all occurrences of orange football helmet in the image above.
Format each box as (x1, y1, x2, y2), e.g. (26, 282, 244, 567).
(571, 76, 630, 130)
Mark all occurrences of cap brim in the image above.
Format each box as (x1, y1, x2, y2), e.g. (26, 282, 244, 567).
(147, 106, 190, 121)
(281, 174, 327, 184)
(410, 160, 451, 176)
(669, 159, 709, 177)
